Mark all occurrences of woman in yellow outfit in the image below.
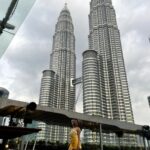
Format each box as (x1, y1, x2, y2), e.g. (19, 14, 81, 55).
(68, 119, 82, 150)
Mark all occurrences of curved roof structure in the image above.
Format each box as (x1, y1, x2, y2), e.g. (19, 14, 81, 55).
(0, 99, 143, 135)
(0, 87, 9, 97)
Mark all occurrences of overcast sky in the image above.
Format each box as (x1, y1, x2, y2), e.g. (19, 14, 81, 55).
(0, 0, 150, 125)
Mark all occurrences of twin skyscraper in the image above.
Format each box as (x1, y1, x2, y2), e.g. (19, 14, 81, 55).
(37, 0, 135, 146)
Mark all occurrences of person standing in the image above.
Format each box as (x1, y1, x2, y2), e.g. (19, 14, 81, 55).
(68, 119, 82, 150)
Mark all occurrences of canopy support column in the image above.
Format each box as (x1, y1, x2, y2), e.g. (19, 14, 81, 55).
(99, 124, 103, 150)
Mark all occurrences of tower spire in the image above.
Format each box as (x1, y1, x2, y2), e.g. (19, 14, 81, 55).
(64, 2, 68, 10)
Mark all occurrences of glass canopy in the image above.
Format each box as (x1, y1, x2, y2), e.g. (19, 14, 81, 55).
(0, 0, 36, 58)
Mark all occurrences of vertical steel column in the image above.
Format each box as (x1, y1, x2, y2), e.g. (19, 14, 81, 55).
(118, 137, 121, 150)
(99, 124, 103, 150)
(32, 134, 37, 150)
(20, 137, 25, 150)
(116, 131, 123, 150)
(147, 139, 150, 150)
(143, 136, 147, 150)
(24, 140, 29, 150)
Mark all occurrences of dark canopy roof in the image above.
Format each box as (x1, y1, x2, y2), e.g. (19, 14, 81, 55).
(0, 126, 40, 139)
(0, 99, 143, 135)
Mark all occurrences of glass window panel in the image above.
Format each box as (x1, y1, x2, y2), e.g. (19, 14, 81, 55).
(0, 0, 36, 57)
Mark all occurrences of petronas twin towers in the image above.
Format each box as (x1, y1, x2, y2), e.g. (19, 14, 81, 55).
(37, 0, 135, 146)
(37, 4, 75, 143)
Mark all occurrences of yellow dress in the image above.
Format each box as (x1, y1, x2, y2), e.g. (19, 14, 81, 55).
(68, 128, 81, 150)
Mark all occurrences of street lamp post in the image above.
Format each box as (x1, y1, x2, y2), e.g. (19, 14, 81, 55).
(99, 124, 103, 150)
(0, 0, 18, 34)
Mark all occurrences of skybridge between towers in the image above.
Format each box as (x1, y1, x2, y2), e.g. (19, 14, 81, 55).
(72, 77, 82, 85)
(0, 97, 150, 149)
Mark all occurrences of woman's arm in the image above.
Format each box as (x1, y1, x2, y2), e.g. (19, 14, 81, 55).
(76, 127, 81, 150)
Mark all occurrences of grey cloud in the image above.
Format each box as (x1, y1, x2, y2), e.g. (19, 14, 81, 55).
(114, 0, 150, 37)
(114, 0, 150, 125)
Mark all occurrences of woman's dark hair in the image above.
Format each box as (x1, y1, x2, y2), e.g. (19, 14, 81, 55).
(71, 119, 82, 129)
